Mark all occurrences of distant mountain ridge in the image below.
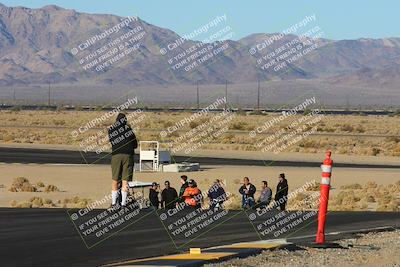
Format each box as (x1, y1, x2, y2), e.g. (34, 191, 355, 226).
(1, 3, 400, 87)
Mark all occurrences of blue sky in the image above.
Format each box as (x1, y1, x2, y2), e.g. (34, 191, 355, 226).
(1, 0, 399, 41)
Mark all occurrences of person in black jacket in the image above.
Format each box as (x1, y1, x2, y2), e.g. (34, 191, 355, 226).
(161, 180, 178, 209)
(239, 177, 256, 209)
(178, 175, 188, 202)
(149, 182, 160, 209)
(274, 173, 289, 211)
(108, 113, 138, 208)
(208, 179, 227, 211)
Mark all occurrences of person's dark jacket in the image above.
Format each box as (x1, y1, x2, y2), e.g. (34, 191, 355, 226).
(208, 185, 227, 204)
(108, 118, 138, 155)
(275, 178, 289, 202)
(239, 183, 256, 199)
(162, 187, 178, 209)
(149, 188, 159, 208)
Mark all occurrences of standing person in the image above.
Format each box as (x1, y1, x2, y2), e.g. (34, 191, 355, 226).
(257, 181, 272, 208)
(161, 181, 178, 209)
(207, 179, 227, 211)
(182, 179, 202, 208)
(274, 173, 289, 211)
(109, 113, 137, 208)
(149, 182, 160, 209)
(178, 175, 189, 201)
(239, 177, 256, 209)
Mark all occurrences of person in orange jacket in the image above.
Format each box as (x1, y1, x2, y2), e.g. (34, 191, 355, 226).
(182, 179, 202, 208)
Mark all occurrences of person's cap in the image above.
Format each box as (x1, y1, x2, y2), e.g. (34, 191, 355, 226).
(180, 175, 188, 181)
(188, 179, 195, 184)
(152, 182, 159, 186)
(279, 173, 285, 179)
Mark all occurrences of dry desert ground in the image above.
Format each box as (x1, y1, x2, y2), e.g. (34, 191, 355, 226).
(1, 163, 399, 211)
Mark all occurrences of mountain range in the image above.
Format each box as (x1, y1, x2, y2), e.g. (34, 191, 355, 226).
(0, 3, 400, 90)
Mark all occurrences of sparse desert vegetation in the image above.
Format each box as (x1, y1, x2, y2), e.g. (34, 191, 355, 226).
(11, 197, 56, 208)
(4, 174, 93, 209)
(58, 196, 91, 208)
(10, 197, 91, 209)
(8, 177, 60, 193)
(1, 165, 399, 212)
(329, 181, 400, 211)
(6, 177, 64, 208)
(208, 180, 399, 212)
(8, 177, 37, 192)
(44, 184, 60, 193)
(36, 181, 45, 187)
(283, 181, 399, 212)
(270, 181, 399, 212)
(223, 193, 242, 210)
(0, 110, 399, 156)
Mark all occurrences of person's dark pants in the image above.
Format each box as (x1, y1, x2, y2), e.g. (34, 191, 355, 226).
(279, 202, 286, 211)
(164, 203, 175, 210)
(150, 201, 159, 210)
(242, 196, 255, 209)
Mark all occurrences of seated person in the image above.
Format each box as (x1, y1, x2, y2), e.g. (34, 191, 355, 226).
(182, 179, 202, 208)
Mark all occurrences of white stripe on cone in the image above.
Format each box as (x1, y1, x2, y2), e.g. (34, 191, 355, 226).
(321, 178, 330, 185)
(321, 165, 332, 173)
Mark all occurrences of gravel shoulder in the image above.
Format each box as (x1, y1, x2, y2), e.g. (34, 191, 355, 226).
(206, 230, 400, 267)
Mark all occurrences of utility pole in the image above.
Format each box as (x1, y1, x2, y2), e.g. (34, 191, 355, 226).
(257, 79, 260, 110)
(13, 88, 16, 104)
(196, 81, 200, 111)
(225, 80, 228, 110)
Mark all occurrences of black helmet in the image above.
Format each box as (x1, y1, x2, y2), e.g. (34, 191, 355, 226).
(188, 179, 197, 187)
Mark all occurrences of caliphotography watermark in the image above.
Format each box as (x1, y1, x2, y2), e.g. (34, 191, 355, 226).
(159, 97, 235, 155)
(71, 16, 139, 54)
(247, 180, 320, 239)
(70, 15, 146, 72)
(158, 14, 235, 72)
(249, 14, 325, 72)
(69, 97, 146, 160)
(249, 97, 324, 154)
(67, 191, 150, 248)
(156, 182, 235, 248)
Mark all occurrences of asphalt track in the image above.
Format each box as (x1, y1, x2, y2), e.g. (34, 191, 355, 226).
(0, 208, 399, 267)
(0, 147, 399, 169)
